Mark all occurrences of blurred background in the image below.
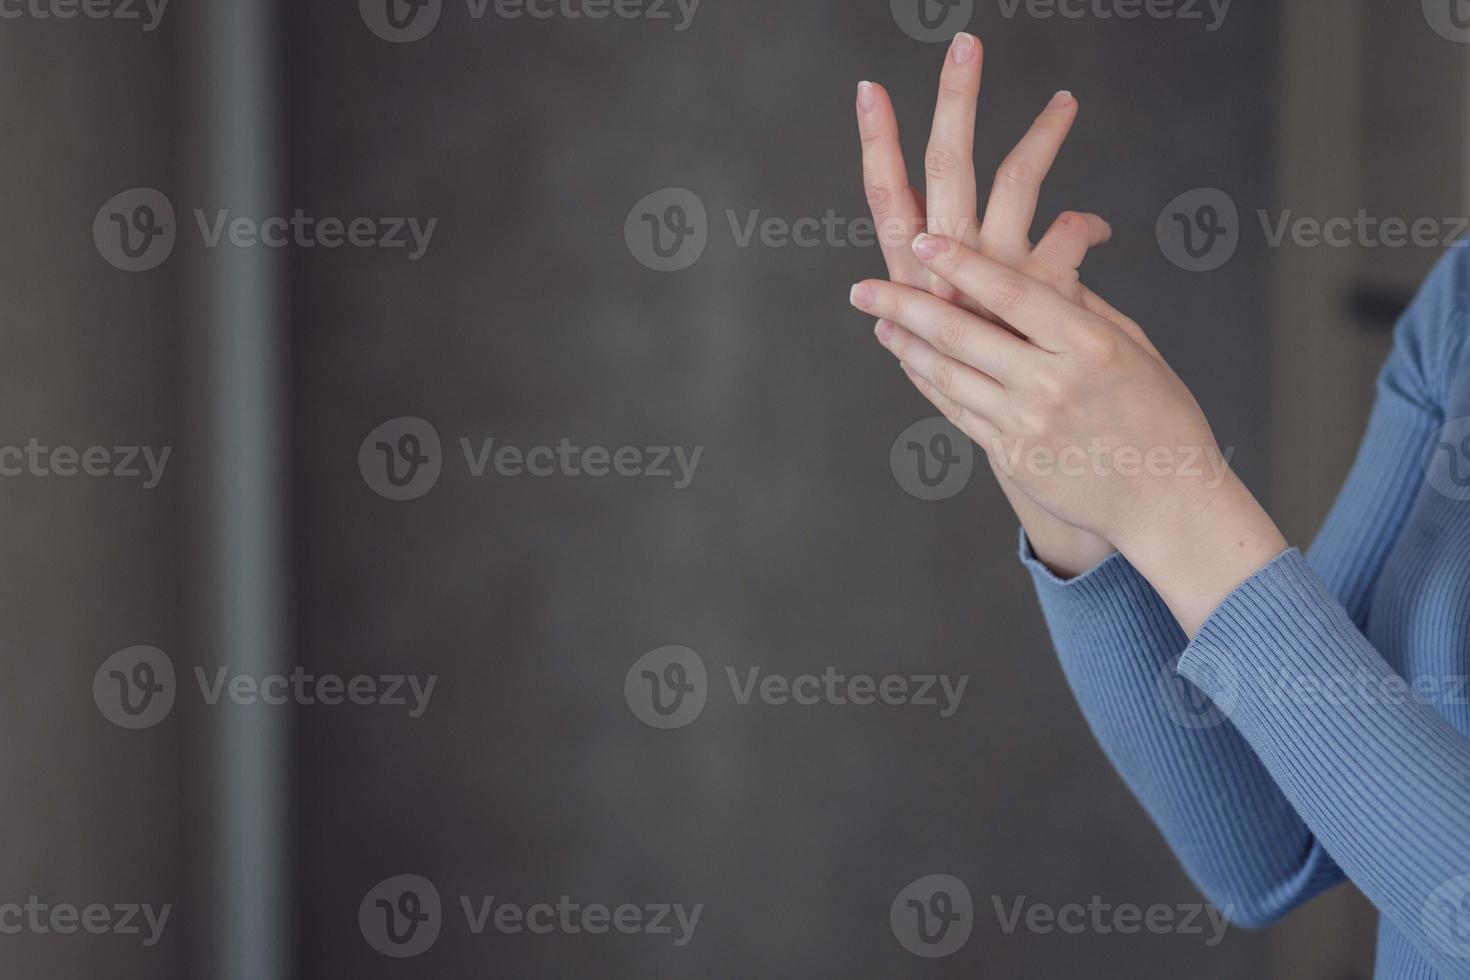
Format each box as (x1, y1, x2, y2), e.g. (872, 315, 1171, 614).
(1, 0, 1464, 976)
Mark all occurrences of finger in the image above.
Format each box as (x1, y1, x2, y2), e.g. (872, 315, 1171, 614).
(900, 362, 1001, 444)
(977, 91, 1079, 259)
(857, 80, 926, 286)
(911, 233, 1102, 352)
(1031, 211, 1111, 277)
(874, 319, 1010, 422)
(924, 32, 983, 244)
(850, 279, 1038, 385)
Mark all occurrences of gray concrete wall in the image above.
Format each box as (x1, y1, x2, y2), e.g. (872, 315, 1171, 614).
(289, 2, 1278, 977)
(0, 11, 188, 980)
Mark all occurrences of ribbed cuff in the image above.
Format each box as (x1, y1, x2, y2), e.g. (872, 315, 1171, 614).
(1174, 547, 1337, 713)
(1017, 528, 1187, 652)
(1017, 529, 1130, 597)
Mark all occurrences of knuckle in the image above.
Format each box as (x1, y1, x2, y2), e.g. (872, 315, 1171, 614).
(1049, 267, 1082, 295)
(934, 359, 956, 397)
(988, 273, 1030, 314)
(1076, 328, 1120, 361)
(924, 142, 964, 181)
(1016, 408, 1049, 439)
(933, 310, 967, 354)
(942, 396, 966, 426)
(995, 155, 1035, 188)
(1031, 369, 1069, 408)
(937, 81, 971, 106)
(864, 183, 895, 213)
(885, 325, 908, 356)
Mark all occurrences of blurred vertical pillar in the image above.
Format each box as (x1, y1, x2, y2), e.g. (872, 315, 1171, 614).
(1269, 4, 1375, 979)
(184, 0, 291, 977)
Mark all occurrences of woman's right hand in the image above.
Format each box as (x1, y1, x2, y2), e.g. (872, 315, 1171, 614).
(855, 32, 1116, 577)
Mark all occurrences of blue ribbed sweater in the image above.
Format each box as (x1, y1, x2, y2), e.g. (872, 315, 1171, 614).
(1022, 245, 1470, 979)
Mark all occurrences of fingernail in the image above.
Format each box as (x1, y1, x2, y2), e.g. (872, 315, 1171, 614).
(1049, 90, 1074, 108)
(912, 234, 940, 260)
(857, 80, 876, 111)
(951, 32, 977, 65)
(850, 283, 875, 309)
(874, 320, 893, 342)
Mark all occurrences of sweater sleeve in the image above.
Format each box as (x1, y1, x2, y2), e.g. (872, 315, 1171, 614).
(1178, 552, 1470, 977)
(1021, 535, 1345, 925)
(1022, 244, 1470, 939)
(1174, 250, 1470, 977)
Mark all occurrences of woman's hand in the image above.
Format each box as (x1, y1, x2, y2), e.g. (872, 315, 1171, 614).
(855, 33, 1114, 576)
(850, 234, 1288, 634)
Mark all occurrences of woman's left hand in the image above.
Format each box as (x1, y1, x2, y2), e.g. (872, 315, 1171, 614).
(851, 233, 1288, 632)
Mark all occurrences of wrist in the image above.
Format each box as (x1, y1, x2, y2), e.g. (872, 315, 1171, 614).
(1115, 474, 1287, 636)
(990, 458, 1115, 577)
